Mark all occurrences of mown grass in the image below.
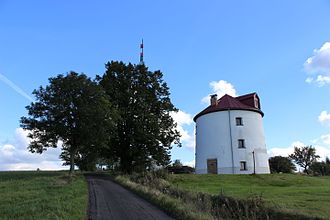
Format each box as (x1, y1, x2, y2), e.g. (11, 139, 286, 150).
(0, 171, 87, 220)
(169, 174, 330, 219)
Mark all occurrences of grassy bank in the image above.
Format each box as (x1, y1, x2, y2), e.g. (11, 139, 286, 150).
(169, 174, 330, 219)
(0, 171, 87, 220)
(115, 174, 212, 220)
(114, 172, 327, 219)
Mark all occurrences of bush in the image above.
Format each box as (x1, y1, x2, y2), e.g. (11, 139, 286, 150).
(167, 166, 195, 174)
(269, 156, 296, 173)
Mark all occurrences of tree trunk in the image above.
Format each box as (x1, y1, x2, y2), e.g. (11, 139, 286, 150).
(120, 157, 132, 174)
(69, 151, 75, 175)
(304, 165, 309, 174)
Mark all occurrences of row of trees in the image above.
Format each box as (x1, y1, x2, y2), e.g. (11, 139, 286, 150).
(269, 145, 330, 175)
(20, 61, 181, 174)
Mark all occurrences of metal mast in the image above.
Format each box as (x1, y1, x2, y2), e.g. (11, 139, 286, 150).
(139, 39, 144, 64)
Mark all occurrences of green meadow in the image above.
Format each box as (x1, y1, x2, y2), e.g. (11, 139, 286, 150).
(1, 171, 329, 219)
(169, 174, 330, 219)
(0, 171, 87, 220)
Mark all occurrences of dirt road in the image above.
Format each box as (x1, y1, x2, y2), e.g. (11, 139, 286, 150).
(85, 174, 174, 220)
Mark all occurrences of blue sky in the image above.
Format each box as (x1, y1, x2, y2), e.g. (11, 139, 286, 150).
(1, 0, 330, 170)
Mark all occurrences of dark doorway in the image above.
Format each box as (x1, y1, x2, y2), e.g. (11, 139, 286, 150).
(207, 159, 218, 174)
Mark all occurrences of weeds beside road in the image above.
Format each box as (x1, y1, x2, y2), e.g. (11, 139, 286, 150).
(115, 172, 327, 220)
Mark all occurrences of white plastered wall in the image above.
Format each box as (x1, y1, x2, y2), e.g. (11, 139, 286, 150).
(195, 110, 270, 174)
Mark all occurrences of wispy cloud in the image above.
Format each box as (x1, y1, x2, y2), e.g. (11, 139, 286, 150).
(0, 73, 33, 102)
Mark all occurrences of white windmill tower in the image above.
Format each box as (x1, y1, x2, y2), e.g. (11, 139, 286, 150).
(194, 93, 270, 174)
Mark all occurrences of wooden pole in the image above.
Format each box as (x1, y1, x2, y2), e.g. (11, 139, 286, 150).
(252, 150, 256, 174)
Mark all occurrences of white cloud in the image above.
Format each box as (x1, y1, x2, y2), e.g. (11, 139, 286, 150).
(290, 141, 305, 148)
(304, 42, 330, 74)
(183, 159, 195, 168)
(170, 110, 193, 126)
(268, 141, 330, 161)
(305, 77, 313, 83)
(170, 110, 195, 149)
(0, 128, 64, 171)
(314, 145, 330, 161)
(201, 80, 237, 104)
(5, 161, 63, 171)
(321, 133, 330, 145)
(319, 111, 330, 126)
(305, 75, 330, 86)
(304, 42, 330, 86)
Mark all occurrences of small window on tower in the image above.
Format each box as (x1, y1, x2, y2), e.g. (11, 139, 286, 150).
(238, 139, 245, 148)
(236, 117, 243, 126)
(240, 161, 247, 171)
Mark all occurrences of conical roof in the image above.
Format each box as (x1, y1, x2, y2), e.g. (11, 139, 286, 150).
(193, 93, 264, 122)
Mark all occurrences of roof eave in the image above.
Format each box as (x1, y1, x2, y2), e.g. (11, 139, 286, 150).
(193, 108, 264, 122)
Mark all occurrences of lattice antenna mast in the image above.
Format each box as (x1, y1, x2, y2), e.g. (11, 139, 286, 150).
(139, 39, 144, 65)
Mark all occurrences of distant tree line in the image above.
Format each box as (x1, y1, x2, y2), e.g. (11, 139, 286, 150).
(269, 145, 330, 176)
(167, 159, 195, 174)
(20, 61, 181, 174)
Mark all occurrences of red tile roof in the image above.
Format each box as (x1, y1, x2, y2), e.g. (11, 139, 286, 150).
(193, 93, 264, 122)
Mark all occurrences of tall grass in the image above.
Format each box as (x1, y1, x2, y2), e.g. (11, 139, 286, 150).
(115, 171, 323, 220)
(0, 171, 87, 220)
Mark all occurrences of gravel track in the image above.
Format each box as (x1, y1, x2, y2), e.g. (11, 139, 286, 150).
(85, 173, 174, 220)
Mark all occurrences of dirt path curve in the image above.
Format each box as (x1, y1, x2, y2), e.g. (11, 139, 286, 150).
(85, 173, 174, 220)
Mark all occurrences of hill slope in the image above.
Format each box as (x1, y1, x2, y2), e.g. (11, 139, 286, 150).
(169, 174, 330, 219)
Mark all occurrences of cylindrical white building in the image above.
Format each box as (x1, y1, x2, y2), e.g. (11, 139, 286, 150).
(194, 93, 270, 174)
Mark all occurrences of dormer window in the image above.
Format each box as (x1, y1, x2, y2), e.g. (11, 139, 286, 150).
(254, 97, 259, 109)
(236, 117, 243, 126)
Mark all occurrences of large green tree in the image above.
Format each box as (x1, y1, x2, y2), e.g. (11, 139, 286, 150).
(20, 72, 115, 174)
(97, 61, 181, 173)
(289, 145, 320, 174)
(268, 156, 296, 173)
(310, 157, 330, 176)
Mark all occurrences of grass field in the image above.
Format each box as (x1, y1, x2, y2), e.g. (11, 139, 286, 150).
(0, 171, 87, 220)
(169, 174, 330, 219)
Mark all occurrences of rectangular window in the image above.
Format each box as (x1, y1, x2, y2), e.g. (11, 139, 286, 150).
(240, 161, 247, 171)
(238, 139, 245, 148)
(236, 117, 243, 126)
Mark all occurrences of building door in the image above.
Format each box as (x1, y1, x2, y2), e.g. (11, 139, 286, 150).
(207, 159, 218, 174)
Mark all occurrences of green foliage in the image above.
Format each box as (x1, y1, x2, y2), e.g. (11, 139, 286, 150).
(0, 171, 87, 219)
(269, 156, 296, 173)
(20, 72, 115, 173)
(310, 157, 330, 176)
(289, 145, 320, 174)
(172, 159, 183, 168)
(21, 62, 179, 173)
(97, 61, 181, 173)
